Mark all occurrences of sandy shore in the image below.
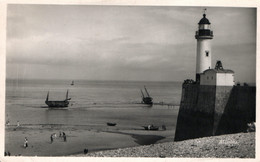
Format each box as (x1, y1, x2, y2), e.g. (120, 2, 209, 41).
(5, 124, 175, 156)
(5, 124, 255, 158)
(83, 132, 255, 158)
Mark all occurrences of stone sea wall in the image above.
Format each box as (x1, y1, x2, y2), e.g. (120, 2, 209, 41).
(174, 83, 255, 141)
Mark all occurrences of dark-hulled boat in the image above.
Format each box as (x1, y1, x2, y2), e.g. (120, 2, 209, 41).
(107, 122, 117, 126)
(141, 86, 153, 105)
(45, 90, 71, 108)
(142, 125, 159, 131)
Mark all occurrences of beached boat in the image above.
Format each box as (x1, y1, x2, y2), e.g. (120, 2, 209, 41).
(141, 86, 153, 105)
(142, 125, 159, 131)
(107, 122, 117, 126)
(45, 90, 71, 108)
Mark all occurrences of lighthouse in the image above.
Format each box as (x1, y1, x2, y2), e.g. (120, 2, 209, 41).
(174, 9, 254, 142)
(195, 10, 213, 83)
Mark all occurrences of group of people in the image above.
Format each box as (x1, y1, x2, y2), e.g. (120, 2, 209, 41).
(50, 131, 67, 143)
(4, 151, 11, 156)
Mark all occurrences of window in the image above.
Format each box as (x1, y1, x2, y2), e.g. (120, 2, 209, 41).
(205, 51, 209, 57)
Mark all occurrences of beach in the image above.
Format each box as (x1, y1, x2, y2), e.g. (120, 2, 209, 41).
(5, 111, 256, 158)
(84, 132, 255, 158)
(5, 122, 255, 158)
(5, 123, 175, 156)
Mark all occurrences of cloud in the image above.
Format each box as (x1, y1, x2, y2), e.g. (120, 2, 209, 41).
(6, 5, 256, 83)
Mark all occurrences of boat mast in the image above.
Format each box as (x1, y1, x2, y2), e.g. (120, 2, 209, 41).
(46, 91, 49, 102)
(141, 89, 145, 98)
(144, 86, 150, 97)
(66, 90, 69, 100)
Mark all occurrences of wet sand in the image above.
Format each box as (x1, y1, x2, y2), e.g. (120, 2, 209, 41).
(5, 124, 175, 156)
(5, 124, 255, 158)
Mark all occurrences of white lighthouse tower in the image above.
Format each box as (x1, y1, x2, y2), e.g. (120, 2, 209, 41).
(195, 10, 214, 83)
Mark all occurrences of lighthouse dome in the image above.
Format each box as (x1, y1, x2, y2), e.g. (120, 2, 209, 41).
(198, 14, 211, 24)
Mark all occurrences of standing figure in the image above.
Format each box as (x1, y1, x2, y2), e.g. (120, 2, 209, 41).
(50, 135, 53, 143)
(17, 121, 20, 127)
(162, 125, 166, 130)
(63, 135, 67, 142)
(6, 120, 10, 125)
(24, 137, 28, 148)
(84, 148, 88, 154)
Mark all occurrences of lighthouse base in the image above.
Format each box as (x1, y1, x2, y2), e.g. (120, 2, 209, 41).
(174, 83, 255, 141)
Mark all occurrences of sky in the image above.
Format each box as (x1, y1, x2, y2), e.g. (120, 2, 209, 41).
(6, 5, 256, 83)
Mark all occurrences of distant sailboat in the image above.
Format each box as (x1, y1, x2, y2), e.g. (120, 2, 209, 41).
(45, 90, 71, 108)
(71, 81, 74, 86)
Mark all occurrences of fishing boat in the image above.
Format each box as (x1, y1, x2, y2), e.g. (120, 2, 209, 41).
(107, 122, 117, 126)
(142, 125, 159, 131)
(141, 86, 153, 105)
(71, 80, 74, 86)
(45, 90, 71, 108)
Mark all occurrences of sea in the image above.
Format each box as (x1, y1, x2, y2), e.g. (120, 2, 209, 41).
(5, 79, 182, 127)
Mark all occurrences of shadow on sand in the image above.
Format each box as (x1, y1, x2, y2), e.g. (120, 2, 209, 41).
(105, 131, 165, 145)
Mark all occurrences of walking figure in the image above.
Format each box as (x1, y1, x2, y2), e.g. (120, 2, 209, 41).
(162, 125, 166, 130)
(6, 120, 10, 125)
(63, 135, 67, 142)
(50, 135, 53, 143)
(24, 137, 28, 148)
(84, 148, 88, 154)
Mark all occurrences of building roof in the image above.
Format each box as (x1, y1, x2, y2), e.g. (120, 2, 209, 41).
(198, 14, 211, 25)
(203, 69, 234, 74)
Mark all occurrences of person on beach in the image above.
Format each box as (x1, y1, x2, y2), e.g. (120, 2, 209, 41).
(7, 151, 11, 156)
(50, 135, 53, 143)
(148, 125, 151, 130)
(6, 120, 10, 126)
(63, 134, 67, 142)
(59, 131, 62, 138)
(24, 137, 28, 148)
(17, 121, 20, 127)
(84, 148, 88, 154)
(162, 125, 166, 130)
(51, 133, 57, 139)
